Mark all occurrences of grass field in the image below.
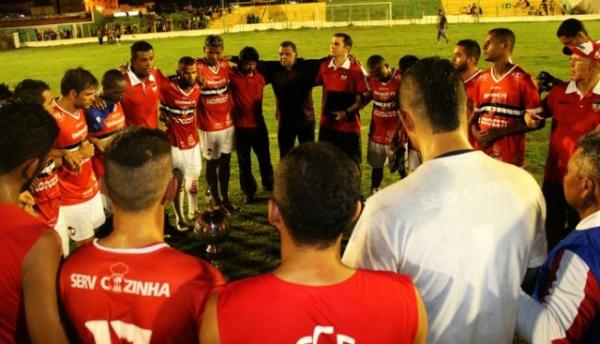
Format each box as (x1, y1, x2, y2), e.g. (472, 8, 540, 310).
(2, 20, 599, 280)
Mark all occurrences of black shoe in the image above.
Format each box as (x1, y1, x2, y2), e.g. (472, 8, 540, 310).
(221, 199, 240, 214)
(244, 193, 255, 204)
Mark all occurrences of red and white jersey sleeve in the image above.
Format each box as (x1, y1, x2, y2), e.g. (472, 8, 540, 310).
(30, 159, 60, 227)
(52, 104, 98, 205)
(59, 240, 225, 344)
(196, 59, 233, 132)
(464, 70, 482, 148)
(367, 70, 401, 145)
(159, 75, 202, 149)
(474, 65, 542, 166)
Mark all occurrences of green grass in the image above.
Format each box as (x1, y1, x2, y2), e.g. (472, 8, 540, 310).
(2, 21, 599, 280)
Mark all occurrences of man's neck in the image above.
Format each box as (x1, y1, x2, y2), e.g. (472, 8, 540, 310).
(578, 203, 600, 223)
(57, 97, 77, 113)
(378, 71, 393, 83)
(0, 173, 22, 205)
(333, 54, 349, 68)
(576, 73, 600, 96)
(418, 130, 472, 162)
(274, 234, 355, 286)
(176, 79, 192, 92)
(98, 206, 164, 248)
(131, 65, 148, 82)
(492, 59, 514, 77)
(460, 66, 480, 82)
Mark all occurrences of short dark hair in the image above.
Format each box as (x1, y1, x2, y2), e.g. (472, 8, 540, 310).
(273, 142, 360, 249)
(457, 39, 481, 62)
(102, 69, 125, 90)
(489, 28, 516, 52)
(130, 40, 153, 59)
(239, 46, 259, 62)
(334, 33, 352, 48)
(401, 57, 464, 133)
(367, 54, 386, 68)
(575, 131, 600, 181)
(104, 127, 172, 212)
(60, 67, 98, 96)
(280, 40, 297, 52)
(178, 56, 196, 67)
(204, 34, 224, 48)
(13, 79, 49, 106)
(0, 102, 59, 174)
(0, 83, 13, 107)
(398, 55, 419, 75)
(557, 18, 587, 38)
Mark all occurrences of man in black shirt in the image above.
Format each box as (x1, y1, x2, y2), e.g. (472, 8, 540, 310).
(257, 41, 323, 158)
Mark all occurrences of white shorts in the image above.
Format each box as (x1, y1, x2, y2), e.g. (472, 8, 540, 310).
(367, 141, 391, 169)
(53, 207, 70, 257)
(199, 127, 235, 160)
(171, 144, 202, 179)
(61, 191, 105, 242)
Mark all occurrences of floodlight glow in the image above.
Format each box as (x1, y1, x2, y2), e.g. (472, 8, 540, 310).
(128, 11, 140, 16)
(113, 12, 127, 17)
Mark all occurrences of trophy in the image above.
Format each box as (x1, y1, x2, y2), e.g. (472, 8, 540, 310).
(194, 207, 231, 258)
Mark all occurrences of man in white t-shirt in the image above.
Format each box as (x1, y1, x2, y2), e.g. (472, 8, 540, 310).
(342, 57, 547, 343)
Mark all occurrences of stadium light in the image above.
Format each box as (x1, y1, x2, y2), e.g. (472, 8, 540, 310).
(128, 11, 140, 16)
(114, 12, 127, 17)
(96, 6, 104, 12)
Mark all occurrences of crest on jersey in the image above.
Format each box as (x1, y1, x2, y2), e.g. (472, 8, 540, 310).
(151, 83, 158, 92)
(341, 74, 348, 80)
(108, 262, 130, 293)
(297, 326, 355, 344)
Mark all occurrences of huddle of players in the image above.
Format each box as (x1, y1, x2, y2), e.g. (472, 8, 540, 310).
(2, 18, 600, 343)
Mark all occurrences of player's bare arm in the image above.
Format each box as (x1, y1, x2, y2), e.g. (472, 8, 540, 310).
(22, 230, 68, 344)
(61, 149, 82, 173)
(199, 291, 221, 344)
(413, 287, 428, 344)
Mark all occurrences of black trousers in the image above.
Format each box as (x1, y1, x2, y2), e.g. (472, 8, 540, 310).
(278, 119, 315, 159)
(318, 127, 361, 164)
(235, 121, 274, 197)
(543, 181, 579, 251)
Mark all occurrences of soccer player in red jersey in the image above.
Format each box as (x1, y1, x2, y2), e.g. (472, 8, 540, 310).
(363, 55, 401, 194)
(471, 28, 543, 167)
(53, 68, 105, 246)
(526, 42, 600, 250)
(196, 35, 237, 212)
(0, 102, 68, 344)
(229, 47, 274, 204)
(158, 56, 202, 229)
(59, 127, 225, 344)
(121, 41, 161, 129)
(13, 79, 72, 255)
(200, 142, 427, 344)
(316, 33, 370, 164)
(452, 39, 482, 148)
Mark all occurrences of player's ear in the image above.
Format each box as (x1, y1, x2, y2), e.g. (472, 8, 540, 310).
(267, 198, 283, 229)
(161, 177, 178, 205)
(21, 157, 40, 181)
(582, 176, 596, 201)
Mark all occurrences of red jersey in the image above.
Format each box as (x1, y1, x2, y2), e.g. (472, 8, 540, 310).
(0, 204, 50, 344)
(473, 65, 542, 166)
(367, 70, 401, 145)
(121, 68, 161, 129)
(196, 59, 233, 131)
(52, 103, 98, 205)
(217, 269, 419, 343)
(59, 240, 225, 344)
(464, 70, 482, 148)
(88, 102, 126, 178)
(30, 159, 60, 227)
(316, 58, 369, 134)
(229, 69, 265, 128)
(543, 81, 600, 183)
(158, 74, 202, 149)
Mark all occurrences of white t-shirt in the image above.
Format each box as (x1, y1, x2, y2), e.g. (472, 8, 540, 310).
(343, 151, 547, 344)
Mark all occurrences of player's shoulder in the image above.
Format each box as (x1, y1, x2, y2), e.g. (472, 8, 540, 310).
(510, 65, 536, 82)
(548, 81, 570, 96)
(219, 273, 273, 297)
(475, 68, 493, 83)
(60, 241, 98, 270)
(157, 247, 223, 280)
(356, 269, 414, 289)
(0, 204, 48, 234)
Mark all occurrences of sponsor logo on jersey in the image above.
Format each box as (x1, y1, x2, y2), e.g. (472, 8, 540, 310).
(297, 326, 355, 344)
(69, 262, 171, 297)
